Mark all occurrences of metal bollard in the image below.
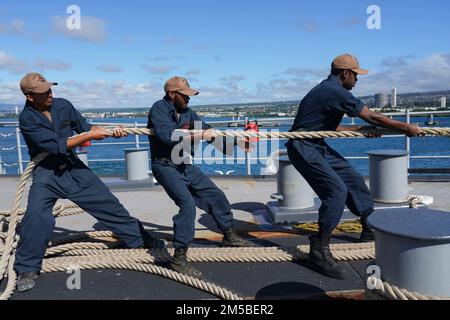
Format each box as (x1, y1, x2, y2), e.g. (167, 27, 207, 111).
(369, 207, 450, 297)
(368, 150, 409, 201)
(124, 148, 150, 180)
(267, 156, 318, 223)
(76, 150, 89, 167)
(272, 157, 315, 210)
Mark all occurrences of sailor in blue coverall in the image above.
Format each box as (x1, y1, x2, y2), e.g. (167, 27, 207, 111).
(14, 73, 165, 292)
(147, 76, 252, 278)
(286, 55, 421, 279)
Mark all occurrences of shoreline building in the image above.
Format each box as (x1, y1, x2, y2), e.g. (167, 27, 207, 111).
(375, 93, 388, 109)
(441, 96, 447, 109)
(391, 87, 397, 108)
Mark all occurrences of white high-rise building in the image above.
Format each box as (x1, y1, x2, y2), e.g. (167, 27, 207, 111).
(391, 87, 397, 108)
(441, 96, 447, 109)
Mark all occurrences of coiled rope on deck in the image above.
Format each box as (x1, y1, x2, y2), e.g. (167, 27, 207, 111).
(2, 128, 450, 300)
(367, 276, 448, 300)
(373, 196, 423, 208)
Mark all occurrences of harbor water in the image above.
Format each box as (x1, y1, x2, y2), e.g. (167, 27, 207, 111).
(1, 116, 449, 176)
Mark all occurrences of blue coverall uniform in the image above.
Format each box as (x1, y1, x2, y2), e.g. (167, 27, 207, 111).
(286, 74, 374, 234)
(147, 98, 233, 249)
(15, 98, 145, 274)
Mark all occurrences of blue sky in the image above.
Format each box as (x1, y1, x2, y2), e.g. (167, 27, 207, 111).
(1, 0, 450, 108)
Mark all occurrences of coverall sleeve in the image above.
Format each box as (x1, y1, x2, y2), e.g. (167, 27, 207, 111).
(336, 90, 365, 117)
(68, 100, 92, 133)
(19, 115, 70, 156)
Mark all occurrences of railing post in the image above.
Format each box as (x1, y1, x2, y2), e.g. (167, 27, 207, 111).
(243, 117, 252, 175)
(0, 151, 4, 175)
(245, 151, 251, 176)
(134, 122, 140, 149)
(405, 109, 411, 171)
(15, 106, 23, 174)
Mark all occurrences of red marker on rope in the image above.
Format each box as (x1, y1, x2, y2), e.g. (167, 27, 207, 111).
(244, 120, 260, 143)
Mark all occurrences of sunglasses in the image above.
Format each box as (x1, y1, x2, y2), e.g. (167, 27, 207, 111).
(29, 89, 52, 96)
(348, 70, 358, 77)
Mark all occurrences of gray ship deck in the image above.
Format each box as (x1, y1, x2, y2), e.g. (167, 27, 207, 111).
(1, 175, 449, 300)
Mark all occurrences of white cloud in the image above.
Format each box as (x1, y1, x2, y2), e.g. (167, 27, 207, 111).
(0, 19, 28, 37)
(51, 16, 107, 43)
(298, 20, 320, 33)
(121, 36, 135, 45)
(0, 51, 28, 74)
(9, 19, 25, 34)
(34, 58, 72, 71)
(0, 51, 71, 74)
(165, 37, 179, 46)
(97, 64, 123, 73)
(0, 19, 45, 43)
(193, 41, 233, 51)
(213, 55, 223, 62)
(1, 53, 449, 107)
(142, 64, 177, 74)
(255, 78, 317, 101)
(286, 68, 328, 80)
(355, 53, 450, 96)
(380, 55, 415, 68)
(186, 68, 201, 76)
(0, 81, 23, 105)
(343, 17, 365, 27)
(152, 55, 169, 61)
(219, 75, 246, 91)
(193, 76, 254, 104)
(266, 53, 450, 100)
(51, 79, 164, 109)
(0, 19, 26, 36)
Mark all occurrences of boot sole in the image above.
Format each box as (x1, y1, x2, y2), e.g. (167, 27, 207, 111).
(144, 239, 168, 249)
(170, 264, 203, 279)
(17, 280, 36, 292)
(222, 242, 252, 248)
(306, 260, 346, 280)
(360, 234, 375, 243)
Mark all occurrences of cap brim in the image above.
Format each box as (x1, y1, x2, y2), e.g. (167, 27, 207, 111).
(352, 68, 369, 75)
(32, 82, 58, 94)
(178, 88, 199, 96)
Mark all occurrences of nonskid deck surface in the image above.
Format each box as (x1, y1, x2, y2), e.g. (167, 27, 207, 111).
(3, 233, 370, 300)
(1, 175, 450, 300)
